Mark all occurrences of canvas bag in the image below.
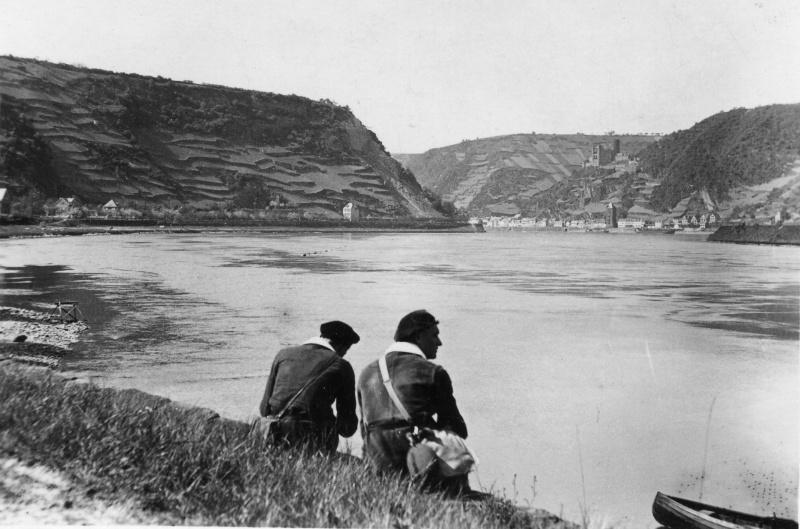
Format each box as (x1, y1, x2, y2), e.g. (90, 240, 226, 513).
(378, 352, 478, 477)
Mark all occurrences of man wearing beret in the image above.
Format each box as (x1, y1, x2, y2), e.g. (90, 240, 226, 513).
(357, 310, 470, 496)
(259, 321, 360, 453)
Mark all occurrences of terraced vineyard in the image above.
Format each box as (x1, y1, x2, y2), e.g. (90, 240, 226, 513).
(403, 133, 660, 214)
(0, 56, 438, 218)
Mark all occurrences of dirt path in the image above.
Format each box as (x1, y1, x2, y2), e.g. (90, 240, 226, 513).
(0, 457, 169, 525)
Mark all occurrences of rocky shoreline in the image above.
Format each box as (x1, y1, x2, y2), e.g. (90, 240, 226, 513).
(0, 307, 89, 369)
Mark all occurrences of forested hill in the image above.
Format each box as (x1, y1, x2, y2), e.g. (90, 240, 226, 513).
(641, 104, 800, 211)
(0, 55, 440, 218)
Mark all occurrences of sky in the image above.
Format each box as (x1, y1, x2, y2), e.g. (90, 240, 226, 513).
(1, 0, 799, 153)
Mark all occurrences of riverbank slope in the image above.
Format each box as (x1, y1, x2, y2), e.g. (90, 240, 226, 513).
(0, 308, 571, 528)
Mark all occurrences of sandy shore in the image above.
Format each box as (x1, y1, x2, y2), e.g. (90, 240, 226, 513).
(0, 456, 172, 525)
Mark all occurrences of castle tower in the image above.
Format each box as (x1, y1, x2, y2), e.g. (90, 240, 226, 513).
(605, 202, 617, 228)
(591, 144, 602, 167)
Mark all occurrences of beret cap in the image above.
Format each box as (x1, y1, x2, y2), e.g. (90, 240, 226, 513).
(320, 321, 360, 345)
(394, 310, 439, 342)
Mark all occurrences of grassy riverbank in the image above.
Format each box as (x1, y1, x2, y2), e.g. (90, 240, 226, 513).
(0, 360, 571, 528)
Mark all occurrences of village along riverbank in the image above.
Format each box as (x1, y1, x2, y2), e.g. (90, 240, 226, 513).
(5, 218, 800, 245)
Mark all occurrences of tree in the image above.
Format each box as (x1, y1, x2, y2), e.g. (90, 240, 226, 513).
(422, 187, 457, 217)
(226, 174, 273, 209)
(0, 99, 64, 197)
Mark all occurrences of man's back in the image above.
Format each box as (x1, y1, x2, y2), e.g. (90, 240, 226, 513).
(359, 351, 441, 429)
(260, 343, 357, 437)
(358, 349, 467, 473)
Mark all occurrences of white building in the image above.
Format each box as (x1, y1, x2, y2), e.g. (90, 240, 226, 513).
(617, 218, 645, 229)
(342, 202, 359, 221)
(102, 199, 118, 216)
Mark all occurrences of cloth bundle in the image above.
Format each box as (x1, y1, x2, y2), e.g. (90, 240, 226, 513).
(406, 426, 477, 478)
(379, 352, 478, 477)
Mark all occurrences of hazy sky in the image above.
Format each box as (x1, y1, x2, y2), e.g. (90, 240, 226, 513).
(1, 0, 799, 153)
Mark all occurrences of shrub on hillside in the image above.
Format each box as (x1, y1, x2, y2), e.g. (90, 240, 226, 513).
(423, 187, 458, 217)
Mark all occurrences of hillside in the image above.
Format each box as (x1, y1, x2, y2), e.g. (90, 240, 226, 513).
(639, 104, 800, 216)
(0, 56, 439, 218)
(403, 105, 800, 221)
(402, 133, 660, 216)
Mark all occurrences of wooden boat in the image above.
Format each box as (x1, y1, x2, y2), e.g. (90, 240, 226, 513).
(652, 492, 798, 529)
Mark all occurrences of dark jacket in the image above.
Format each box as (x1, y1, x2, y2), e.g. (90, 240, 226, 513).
(357, 346, 467, 473)
(260, 342, 358, 440)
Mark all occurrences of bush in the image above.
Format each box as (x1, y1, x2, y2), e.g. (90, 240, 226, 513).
(119, 208, 142, 219)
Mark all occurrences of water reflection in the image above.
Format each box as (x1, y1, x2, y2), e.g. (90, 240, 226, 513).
(219, 246, 799, 339)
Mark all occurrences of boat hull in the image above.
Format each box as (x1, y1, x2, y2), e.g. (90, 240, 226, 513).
(652, 492, 798, 529)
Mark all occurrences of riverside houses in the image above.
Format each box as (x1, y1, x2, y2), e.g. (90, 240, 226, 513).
(102, 200, 119, 216)
(53, 196, 81, 217)
(478, 205, 720, 231)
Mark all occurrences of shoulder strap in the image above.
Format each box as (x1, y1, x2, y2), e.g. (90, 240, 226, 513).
(378, 352, 413, 423)
(275, 354, 338, 420)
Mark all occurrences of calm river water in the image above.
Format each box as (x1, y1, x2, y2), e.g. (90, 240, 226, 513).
(1, 231, 797, 526)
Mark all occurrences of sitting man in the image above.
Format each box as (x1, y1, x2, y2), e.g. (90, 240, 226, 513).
(259, 320, 360, 453)
(358, 310, 472, 496)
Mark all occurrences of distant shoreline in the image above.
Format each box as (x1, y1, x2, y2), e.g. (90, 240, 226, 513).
(0, 221, 477, 239)
(4, 221, 799, 246)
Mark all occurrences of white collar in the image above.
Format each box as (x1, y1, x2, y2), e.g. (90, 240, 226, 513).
(303, 337, 335, 352)
(384, 341, 427, 359)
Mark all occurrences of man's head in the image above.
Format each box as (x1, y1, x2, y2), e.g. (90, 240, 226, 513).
(320, 320, 360, 357)
(394, 309, 442, 359)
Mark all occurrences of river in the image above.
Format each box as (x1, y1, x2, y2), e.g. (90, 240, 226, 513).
(1, 230, 797, 526)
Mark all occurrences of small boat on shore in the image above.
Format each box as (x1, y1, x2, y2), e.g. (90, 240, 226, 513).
(468, 219, 485, 233)
(652, 492, 798, 529)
